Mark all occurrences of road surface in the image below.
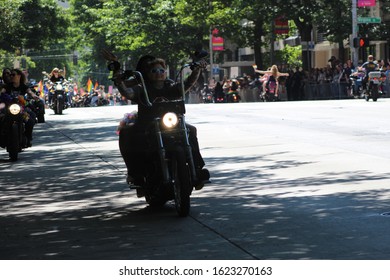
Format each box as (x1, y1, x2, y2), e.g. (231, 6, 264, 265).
(1, 99, 390, 260)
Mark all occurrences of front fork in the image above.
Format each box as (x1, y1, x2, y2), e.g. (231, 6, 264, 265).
(154, 116, 197, 185)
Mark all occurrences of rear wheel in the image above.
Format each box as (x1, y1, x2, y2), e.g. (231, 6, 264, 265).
(172, 150, 191, 217)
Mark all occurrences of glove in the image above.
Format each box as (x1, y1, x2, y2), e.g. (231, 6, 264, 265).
(107, 61, 120, 71)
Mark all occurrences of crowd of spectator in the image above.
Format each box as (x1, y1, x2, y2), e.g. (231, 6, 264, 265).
(204, 56, 390, 102)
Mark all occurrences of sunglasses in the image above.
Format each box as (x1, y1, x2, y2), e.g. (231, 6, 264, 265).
(150, 68, 166, 74)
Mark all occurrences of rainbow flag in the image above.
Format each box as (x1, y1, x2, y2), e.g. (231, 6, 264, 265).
(37, 80, 44, 98)
(94, 81, 99, 91)
(212, 28, 224, 51)
(87, 78, 92, 93)
(274, 17, 289, 34)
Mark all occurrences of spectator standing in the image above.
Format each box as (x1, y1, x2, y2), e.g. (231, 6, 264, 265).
(290, 67, 303, 100)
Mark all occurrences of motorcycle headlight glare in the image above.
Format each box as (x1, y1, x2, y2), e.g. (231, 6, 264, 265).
(162, 112, 178, 128)
(9, 104, 21, 115)
(56, 84, 63, 91)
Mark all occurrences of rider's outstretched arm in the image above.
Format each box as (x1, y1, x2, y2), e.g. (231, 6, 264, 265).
(112, 72, 138, 100)
(184, 60, 207, 92)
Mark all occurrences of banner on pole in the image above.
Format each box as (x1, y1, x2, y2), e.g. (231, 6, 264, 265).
(274, 17, 289, 34)
(358, 0, 376, 7)
(212, 28, 224, 51)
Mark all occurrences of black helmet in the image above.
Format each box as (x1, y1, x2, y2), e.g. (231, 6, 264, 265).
(136, 55, 155, 73)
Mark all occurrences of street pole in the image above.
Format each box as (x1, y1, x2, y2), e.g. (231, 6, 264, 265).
(351, 0, 359, 67)
(209, 28, 214, 79)
(209, 0, 214, 80)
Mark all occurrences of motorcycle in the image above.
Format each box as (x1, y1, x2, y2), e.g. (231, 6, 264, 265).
(49, 81, 69, 114)
(107, 50, 208, 217)
(349, 71, 365, 98)
(226, 90, 240, 103)
(364, 71, 386, 102)
(27, 84, 45, 123)
(214, 94, 226, 103)
(260, 76, 279, 102)
(226, 80, 241, 103)
(201, 84, 214, 103)
(0, 95, 27, 161)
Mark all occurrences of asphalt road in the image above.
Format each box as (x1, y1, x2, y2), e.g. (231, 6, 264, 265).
(1, 99, 390, 260)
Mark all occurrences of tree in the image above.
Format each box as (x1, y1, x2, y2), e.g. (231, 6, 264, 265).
(0, 0, 70, 80)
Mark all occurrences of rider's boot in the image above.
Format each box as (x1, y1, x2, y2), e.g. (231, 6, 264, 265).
(194, 168, 210, 190)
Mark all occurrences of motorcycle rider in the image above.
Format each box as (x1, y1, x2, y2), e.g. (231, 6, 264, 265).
(361, 55, 378, 93)
(1, 68, 13, 88)
(43, 67, 66, 104)
(0, 68, 40, 147)
(254, 65, 289, 100)
(108, 54, 210, 190)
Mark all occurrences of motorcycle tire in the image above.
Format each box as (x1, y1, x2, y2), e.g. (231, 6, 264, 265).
(372, 85, 379, 102)
(37, 114, 45, 123)
(8, 123, 20, 161)
(365, 94, 370, 102)
(145, 190, 167, 209)
(172, 149, 191, 217)
(57, 100, 63, 115)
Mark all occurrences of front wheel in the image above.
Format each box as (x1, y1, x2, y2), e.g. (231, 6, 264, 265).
(172, 150, 191, 217)
(8, 123, 20, 161)
(371, 84, 379, 101)
(37, 114, 45, 123)
(57, 99, 64, 115)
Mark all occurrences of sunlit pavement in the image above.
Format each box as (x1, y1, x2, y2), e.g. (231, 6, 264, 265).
(1, 99, 390, 259)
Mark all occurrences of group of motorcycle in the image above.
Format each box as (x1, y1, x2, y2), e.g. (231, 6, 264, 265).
(0, 74, 73, 161)
(200, 80, 241, 103)
(349, 69, 387, 102)
(0, 85, 45, 162)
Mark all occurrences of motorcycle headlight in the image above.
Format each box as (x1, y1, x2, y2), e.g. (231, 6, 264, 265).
(56, 84, 63, 91)
(9, 104, 21, 115)
(162, 112, 178, 128)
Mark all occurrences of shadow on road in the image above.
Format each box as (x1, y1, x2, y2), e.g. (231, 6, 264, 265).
(1, 119, 390, 260)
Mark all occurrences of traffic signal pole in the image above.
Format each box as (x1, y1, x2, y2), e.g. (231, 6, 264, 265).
(351, 0, 359, 67)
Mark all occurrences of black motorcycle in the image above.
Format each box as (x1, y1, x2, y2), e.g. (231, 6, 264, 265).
(108, 51, 207, 217)
(201, 84, 214, 103)
(50, 81, 68, 114)
(27, 85, 45, 123)
(0, 96, 27, 161)
(365, 71, 386, 102)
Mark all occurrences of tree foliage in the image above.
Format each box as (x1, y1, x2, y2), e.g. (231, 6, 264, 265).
(2, 0, 390, 81)
(0, 0, 69, 79)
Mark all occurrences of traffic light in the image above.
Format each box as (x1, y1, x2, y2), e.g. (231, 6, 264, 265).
(359, 38, 369, 48)
(353, 37, 369, 48)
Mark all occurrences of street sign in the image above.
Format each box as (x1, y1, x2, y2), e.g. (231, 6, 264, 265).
(357, 17, 381, 24)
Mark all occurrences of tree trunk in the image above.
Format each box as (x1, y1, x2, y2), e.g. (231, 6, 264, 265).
(253, 20, 264, 70)
(338, 40, 345, 64)
(294, 19, 313, 71)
